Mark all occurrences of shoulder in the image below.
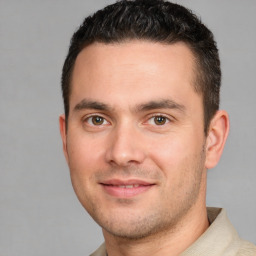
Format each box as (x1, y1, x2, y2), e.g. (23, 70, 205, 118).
(236, 240, 256, 256)
(89, 243, 106, 256)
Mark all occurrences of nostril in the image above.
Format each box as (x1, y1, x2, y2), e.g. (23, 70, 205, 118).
(105, 128, 146, 166)
(105, 145, 146, 167)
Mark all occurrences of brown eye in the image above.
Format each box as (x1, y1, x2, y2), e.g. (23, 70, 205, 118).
(91, 116, 104, 125)
(154, 116, 167, 125)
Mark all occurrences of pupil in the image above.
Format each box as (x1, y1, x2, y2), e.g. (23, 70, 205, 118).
(154, 116, 166, 125)
(93, 116, 103, 125)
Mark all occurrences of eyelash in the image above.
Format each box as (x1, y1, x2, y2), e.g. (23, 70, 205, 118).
(83, 113, 172, 127)
(83, 114, 110, 126)
(146, 114, 172, 126)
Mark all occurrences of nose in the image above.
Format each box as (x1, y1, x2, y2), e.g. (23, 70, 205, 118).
(105, 124, 146, 167)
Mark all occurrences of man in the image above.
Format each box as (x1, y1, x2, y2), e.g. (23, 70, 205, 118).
(59, 0, 256, 255)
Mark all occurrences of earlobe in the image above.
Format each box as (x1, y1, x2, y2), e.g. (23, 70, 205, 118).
(59, 114, 69, 163)
(205, 110, 230, 169)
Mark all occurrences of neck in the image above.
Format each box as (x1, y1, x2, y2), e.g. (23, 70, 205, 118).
(103, 204, 209, 256)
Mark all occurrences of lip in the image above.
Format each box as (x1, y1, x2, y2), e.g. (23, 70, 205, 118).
(99, 179, 155, 198)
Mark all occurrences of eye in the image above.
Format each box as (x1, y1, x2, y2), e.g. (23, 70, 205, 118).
(86, 115, 109, 126)
(148, 115, 170, 126)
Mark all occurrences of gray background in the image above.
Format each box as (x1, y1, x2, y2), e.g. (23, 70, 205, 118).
(0, 0, 255, 255)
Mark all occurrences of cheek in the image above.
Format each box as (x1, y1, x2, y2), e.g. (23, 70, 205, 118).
(148, 135, 189, 170)
(66, 133, 107, 199)
(147, 132, 204, 178)
(66, 134, 104, 207)
(67, 132, 105, 171)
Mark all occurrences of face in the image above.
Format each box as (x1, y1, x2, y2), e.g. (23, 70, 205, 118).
(60, 41, 209, 240)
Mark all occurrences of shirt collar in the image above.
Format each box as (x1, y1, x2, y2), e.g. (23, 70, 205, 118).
(181, 207, 240, 256)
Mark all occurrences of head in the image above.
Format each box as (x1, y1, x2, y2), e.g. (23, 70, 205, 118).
(59, 0, 229, 242)
(61, 0, 221, 135)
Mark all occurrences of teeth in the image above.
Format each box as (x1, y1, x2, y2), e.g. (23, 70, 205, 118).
(116, 184, 139, 188)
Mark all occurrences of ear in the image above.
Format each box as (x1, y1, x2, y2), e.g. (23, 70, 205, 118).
(59, 114, 69, 163)
(205, 110, 229, 169)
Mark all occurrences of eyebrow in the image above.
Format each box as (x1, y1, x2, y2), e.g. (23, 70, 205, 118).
(136, 99, 186, 113)
(73, 98, 185, 113)
(74, 99, 112, 111)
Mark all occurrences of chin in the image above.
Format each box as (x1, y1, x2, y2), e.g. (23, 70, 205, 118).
(103, 225, 156, 241)
(99, 211, 176, 241)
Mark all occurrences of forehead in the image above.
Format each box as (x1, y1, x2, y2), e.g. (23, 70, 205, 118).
(73, 40, 196, 79)
(70, 40, 199, 109)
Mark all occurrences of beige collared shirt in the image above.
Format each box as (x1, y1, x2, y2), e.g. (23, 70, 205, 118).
(90, 208, 256, 256)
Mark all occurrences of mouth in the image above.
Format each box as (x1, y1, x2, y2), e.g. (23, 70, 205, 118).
(99, 179, 155, 198)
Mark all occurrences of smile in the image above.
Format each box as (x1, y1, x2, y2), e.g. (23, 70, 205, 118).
(100, 179, 155, 198)
(108, 184, 140, 188)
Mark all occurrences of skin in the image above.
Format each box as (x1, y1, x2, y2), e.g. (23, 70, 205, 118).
(59, 41, 229, 256)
